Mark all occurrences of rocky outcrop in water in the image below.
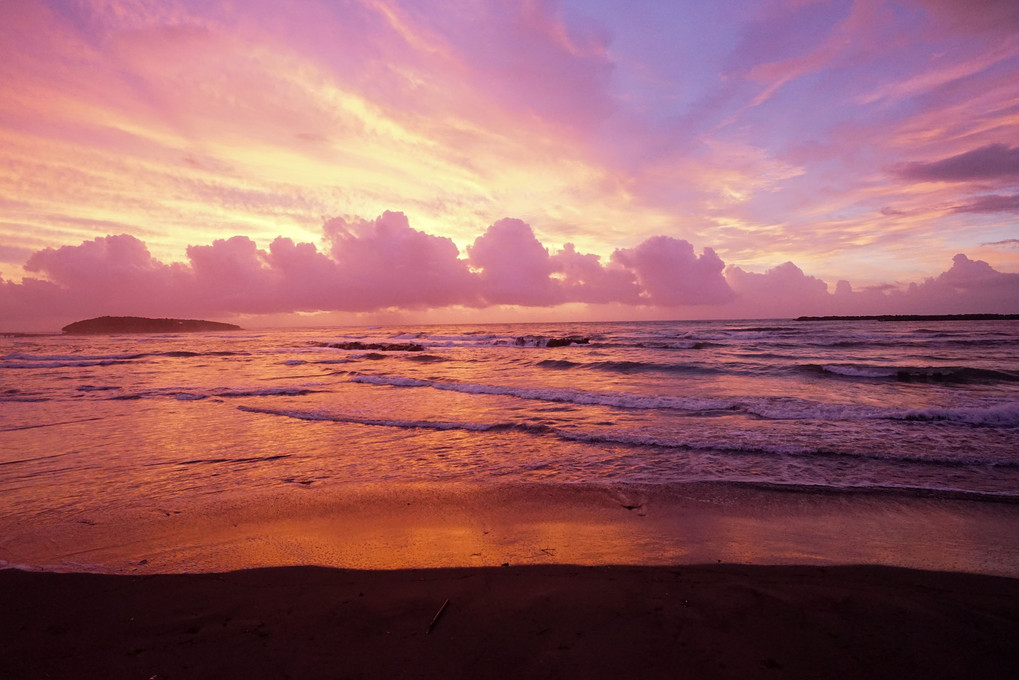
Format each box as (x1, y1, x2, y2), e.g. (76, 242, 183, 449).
(510, 335, 591, 348)
(322, 341, 425, 352)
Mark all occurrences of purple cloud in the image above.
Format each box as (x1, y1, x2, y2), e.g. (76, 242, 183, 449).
(895, 144, 1019, 182)
(982, 238, 1019, 248)
(953, 194, 1019, 214)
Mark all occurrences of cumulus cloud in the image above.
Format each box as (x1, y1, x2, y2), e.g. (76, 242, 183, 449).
(465, 219, 640, 306)
(895, 143, 1019, 182)
(2, 212, 1018, 330)
(719, 253, 1019, 318)
(723, 261, 829, 317)
(324, 211, 478, 310)
(934, 253, 1019, 289)
(186, 236, 279, 313)
(895, 254, 1019, 313)
(17, 235, 191, 318)
(468, 218, 561, 305)
(611, 237, 733, 305)
(549, 243, 640, 304)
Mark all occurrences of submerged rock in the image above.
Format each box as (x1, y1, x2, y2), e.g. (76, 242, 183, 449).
(62, 316, 242, 334)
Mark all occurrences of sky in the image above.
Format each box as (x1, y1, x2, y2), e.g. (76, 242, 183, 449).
(1, 0, 1018, 330)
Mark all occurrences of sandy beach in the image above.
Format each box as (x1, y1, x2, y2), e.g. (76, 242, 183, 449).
(3, 563, 1018, 679)
(4, 483, 1019, 678)
(3, 322, 1018, 679)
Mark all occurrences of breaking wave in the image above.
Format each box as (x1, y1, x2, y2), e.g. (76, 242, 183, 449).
(237, 405, 552, 434)
(350, 373, 1019, 426)
(811, 364, 1019, 383)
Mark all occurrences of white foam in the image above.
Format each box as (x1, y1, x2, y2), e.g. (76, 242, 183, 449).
(350, 373, 732, 411)
(349, 372, 1019, 426)
(237, 405, 519, 432)
(822, 364, 899, 378)
(557, 429, 814, 457)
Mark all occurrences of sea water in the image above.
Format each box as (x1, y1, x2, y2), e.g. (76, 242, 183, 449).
(2, 319, 1018, 572)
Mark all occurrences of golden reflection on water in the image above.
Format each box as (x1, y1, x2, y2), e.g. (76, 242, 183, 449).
(3, 349, 1017, 577)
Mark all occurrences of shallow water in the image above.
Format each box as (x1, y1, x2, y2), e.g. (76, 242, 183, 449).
(2, 319, 1018, 573)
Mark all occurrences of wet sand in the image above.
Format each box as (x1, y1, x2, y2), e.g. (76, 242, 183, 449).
(4, 483, 1019, 678)
(2, 563, 1018, 680)
(5, 482, 1019, 577)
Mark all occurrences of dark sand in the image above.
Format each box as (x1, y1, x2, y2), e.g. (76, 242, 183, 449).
(3, 564, 1018, 679)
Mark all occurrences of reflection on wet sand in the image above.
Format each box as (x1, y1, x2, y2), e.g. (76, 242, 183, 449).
(5, 482, 1017, 577)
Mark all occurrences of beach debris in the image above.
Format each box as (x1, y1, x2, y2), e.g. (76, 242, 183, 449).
(540, 547, 556, 557)
(426, 599, 450, 634)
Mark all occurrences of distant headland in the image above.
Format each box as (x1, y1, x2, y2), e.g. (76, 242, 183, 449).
(62, 316, 243, 334)
(796, 314, 1019, 322)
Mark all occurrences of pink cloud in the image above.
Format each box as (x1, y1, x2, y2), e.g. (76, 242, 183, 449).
(3, 214, 1018, 331)
(18, 235, 190, 318)
(466, 219, 640, 306)
(612, 237, 733, 306)
(549, 243, 640, 304)
(720, 254, 1019, 318)
(933, 252, 1019, 291)
(885, 254, 1019, 314)
(187, 236, 279, 313)
(723, 261, 830, 317)
(324, 211, 477, 309)
(468, 218, 561, 305)
(266, 237, 344, 312)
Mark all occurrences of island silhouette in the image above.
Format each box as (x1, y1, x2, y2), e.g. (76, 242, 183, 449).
(62, 316, 242, 334)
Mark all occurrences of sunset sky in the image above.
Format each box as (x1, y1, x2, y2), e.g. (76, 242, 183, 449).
(2, 0, 1018, 329)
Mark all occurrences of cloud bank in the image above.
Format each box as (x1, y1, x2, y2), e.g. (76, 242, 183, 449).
(3, 213, 1017, 330)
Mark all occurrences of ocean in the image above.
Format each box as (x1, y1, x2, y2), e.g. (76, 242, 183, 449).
(2, 318, 1018, 574)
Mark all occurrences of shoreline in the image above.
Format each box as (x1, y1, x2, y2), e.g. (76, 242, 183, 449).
(3, 563, 1018, 679)
(4, 481, 1019, 577)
